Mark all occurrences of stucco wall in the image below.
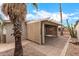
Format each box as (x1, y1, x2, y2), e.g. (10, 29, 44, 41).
(4, 23, 14, 43)
(75, 23, 79, 42)
(4, 22, 27, 43)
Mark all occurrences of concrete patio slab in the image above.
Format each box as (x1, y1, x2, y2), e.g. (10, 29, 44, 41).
(0, 40, 29, 53)
(0, 35, 70, 56)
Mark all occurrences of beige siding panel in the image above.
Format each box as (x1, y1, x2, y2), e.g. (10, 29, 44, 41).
(27, 22, 41, 44)
(21, 22, 27, 40)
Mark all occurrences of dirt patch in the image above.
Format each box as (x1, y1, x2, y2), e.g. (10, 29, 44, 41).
(66, 38, 79, 56)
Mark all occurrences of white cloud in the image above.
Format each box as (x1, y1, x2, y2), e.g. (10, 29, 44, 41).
(36, 10, 52, 18)
(72, 17, 79, 20)
(32, 10, 75, 22)
(26, 13, 35, 20)
(33, 10, 52, 20)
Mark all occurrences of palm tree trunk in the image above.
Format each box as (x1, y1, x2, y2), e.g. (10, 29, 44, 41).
(8, 10, 23, 56)
(14, 34, 23, 56)
(13, 17, 23, 56)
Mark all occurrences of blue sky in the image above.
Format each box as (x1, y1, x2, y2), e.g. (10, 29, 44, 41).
(28, 3, 59, 13)
(26, 3, 79, 26)
(0, 3, 79, 26)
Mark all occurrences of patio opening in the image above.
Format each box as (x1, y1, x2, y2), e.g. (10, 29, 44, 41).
(44, 24, 57, 44)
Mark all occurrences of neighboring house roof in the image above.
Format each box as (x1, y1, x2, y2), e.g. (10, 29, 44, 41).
(3, 20, 27, 24)
(3, 20, 11, 24)
(74, 20, 79, 27)
(4, 20, 10, 22)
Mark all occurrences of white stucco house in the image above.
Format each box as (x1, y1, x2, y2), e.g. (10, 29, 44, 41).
(75, 20, 79, 42)
(0, 20, 27, 43)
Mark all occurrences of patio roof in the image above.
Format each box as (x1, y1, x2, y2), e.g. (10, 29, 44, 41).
(27, 18, 60, 25)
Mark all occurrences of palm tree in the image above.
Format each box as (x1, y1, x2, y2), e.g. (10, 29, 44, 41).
(59, 3, 63, 35)
(1, 3, 38, 56)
